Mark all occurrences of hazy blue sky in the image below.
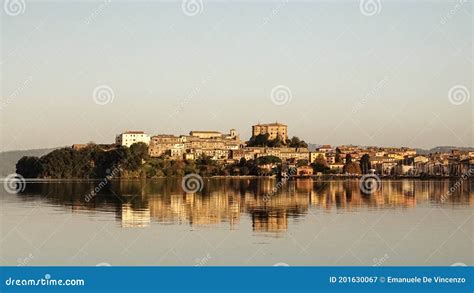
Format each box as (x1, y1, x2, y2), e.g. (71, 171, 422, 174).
(1, 0, 472, 151)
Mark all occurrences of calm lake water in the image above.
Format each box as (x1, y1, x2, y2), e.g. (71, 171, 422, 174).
(1, 178, 472, 266)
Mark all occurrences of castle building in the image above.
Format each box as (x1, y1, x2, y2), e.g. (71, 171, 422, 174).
(252, 122, 288, 140)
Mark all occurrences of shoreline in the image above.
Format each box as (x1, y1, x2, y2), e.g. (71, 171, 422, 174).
(6, 175, 471, 182)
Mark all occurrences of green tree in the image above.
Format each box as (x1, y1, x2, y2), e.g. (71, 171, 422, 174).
(312, 155, 329, 173)
(345, 153, 352, 164)
(71, 145, 97, 178)
(127, 142, 149, 171)
(343, 162, 361, 174)
(240, 166, 250, 175)
(335, 148, 342, 163)
(247, 134, 270, 147)
(267, 138, 285, 147)
(288, 136, 308, 148)
(94, 146, 130, 177)
(296, 159, 309, 167)
(256, 155, 281, 165)
(360, 154, 371, 174)
(238, 158, 247, 166)
(16, 156, 43, 178)
(40, 148, 74, 178)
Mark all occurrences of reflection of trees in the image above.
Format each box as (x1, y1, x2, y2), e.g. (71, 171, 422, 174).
(14, 179, 473, 232)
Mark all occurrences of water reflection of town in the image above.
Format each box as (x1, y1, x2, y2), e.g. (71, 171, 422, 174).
(21, 179, 473, 233)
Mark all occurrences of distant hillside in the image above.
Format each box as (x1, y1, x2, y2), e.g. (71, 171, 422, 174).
(307, 144, 472, 155)
(415, 146, 474, 155)
(307, 143, 320, 152)
(0, 148, 56, 177)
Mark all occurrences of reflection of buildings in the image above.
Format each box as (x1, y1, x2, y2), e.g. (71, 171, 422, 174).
(148, 192, 240, 228)
(121, 203, 150, 228)
(252, 211, 287, 233)
(35, 179, 473, 234)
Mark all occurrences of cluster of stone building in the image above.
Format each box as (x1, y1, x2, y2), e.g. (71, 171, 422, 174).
(319, 145, 473, 177)
(112, 122, 473, 177)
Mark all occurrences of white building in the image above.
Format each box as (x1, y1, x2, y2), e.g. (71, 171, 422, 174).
(116, 131, 150, 148)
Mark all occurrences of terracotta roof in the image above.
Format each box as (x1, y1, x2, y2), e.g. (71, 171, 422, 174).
(152, 134, 177, 138)
(190, 131, 221, 134)
(254, 122, 287, 127)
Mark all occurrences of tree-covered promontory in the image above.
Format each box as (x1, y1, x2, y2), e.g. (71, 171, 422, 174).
(15, 143, 285, 179)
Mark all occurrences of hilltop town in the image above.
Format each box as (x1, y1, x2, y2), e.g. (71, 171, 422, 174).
(14, 122, 473, 179)
(62, 122, 472, 178)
